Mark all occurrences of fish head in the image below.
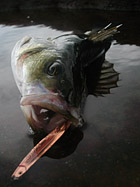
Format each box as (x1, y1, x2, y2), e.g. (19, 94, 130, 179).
(11, 25, 120, 133)
(11, 36, 79, 133)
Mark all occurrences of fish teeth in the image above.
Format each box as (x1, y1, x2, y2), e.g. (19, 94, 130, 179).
(44, 117, 49, 123)
(40, 109, 50, 123)
(40, 108, 48, 114)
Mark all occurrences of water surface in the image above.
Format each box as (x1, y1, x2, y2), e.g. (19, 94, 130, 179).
(0, 9, 140, 187)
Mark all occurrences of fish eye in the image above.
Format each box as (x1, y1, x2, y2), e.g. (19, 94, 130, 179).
(47, 62, 63, 76)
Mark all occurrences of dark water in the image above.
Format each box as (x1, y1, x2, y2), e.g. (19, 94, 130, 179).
(0, 9, 140, 187)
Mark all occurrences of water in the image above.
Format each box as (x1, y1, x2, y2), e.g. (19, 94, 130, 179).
(0, 9, 140, 187)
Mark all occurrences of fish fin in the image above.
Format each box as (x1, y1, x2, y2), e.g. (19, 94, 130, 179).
(78, 24, 122, 68)
(74, 24, 121, 100)
(86, 23, 122, 42)
(93, 61, 119, 96)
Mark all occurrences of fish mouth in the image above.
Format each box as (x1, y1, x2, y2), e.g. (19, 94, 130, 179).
(20, 94, 78, 133)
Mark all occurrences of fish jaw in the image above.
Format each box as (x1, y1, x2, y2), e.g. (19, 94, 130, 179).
(20, 94, 78, 133)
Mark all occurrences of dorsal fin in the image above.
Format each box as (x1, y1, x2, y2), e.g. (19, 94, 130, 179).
(73, 24, 121, 101)
(93, 61, 119, 96)
(87, 23, 122, 42)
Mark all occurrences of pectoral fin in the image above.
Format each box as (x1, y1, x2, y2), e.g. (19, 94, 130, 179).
(93, 60, 119, 96)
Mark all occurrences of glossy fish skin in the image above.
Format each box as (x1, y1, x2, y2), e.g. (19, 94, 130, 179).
(11, 24, 120, 133)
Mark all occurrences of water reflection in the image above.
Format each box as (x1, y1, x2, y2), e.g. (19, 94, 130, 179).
(0, 9, 140, 46)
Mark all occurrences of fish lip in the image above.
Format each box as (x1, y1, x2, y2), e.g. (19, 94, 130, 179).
(20, 94, 70, 115)
(20, 94, 78, 132)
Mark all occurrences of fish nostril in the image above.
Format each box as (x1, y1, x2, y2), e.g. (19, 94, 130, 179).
(21, 36, 32, 47)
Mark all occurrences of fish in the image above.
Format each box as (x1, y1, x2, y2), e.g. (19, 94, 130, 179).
(11, 23, 121, 179)
(11, 23, 121, 134)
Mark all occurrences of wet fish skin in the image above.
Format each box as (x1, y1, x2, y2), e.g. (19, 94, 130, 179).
(11, 24, 121, 133)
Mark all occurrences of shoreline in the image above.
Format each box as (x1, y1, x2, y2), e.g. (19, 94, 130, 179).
(0, 0, 140, 12)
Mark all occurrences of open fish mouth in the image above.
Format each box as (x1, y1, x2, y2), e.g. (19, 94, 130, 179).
(20, 94, 78, 133)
